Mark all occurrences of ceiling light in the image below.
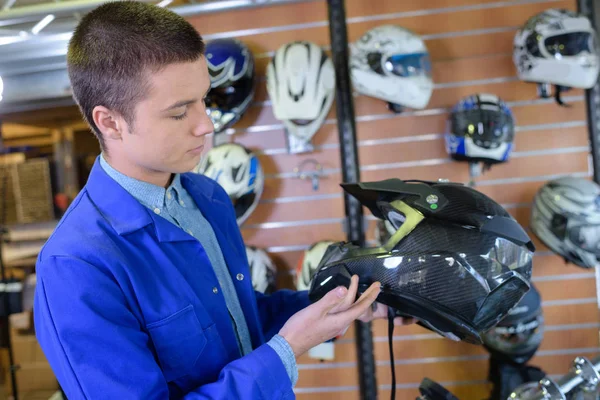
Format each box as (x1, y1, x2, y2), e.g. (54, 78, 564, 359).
(31, 14, 55, 35)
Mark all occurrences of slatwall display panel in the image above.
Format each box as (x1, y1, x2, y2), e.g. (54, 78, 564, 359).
(188, 0, 600, 398)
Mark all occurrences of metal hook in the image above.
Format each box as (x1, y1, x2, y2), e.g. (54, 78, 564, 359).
(293, 159, 325, 191)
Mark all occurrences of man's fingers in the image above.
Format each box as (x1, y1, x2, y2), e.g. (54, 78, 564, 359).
(337, 281, 381, 321)
(331, 275, 359, 314)
(320, 286, 349, 313)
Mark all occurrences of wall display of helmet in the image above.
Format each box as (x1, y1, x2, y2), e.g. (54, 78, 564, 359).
(513, 8, 600, 106)
(266, 40, 336, 154)
(530, 177, 600, 269)
(309, 178, 535, 345)
(195, 143, 264, 226)
(374, 219, 395, 246)
(482, 284, 544, 365)
(445, 93, 515, 174)
(295, 240, 335, 291)
(204, 38, 256, 138)
(245, 246, 277, 294)
(350, 24, 433, 113)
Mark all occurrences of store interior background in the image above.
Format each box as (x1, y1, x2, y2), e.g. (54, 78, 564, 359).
(0, 0, 599, 399)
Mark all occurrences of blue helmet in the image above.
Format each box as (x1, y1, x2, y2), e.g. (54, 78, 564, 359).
(445, 93, 515, 167)
(205, 38, 256, 133)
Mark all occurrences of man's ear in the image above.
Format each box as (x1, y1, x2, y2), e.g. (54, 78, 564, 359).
(92, 105, 127, 141)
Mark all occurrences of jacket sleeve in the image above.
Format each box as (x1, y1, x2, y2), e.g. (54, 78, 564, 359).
(34, 255, 295, 400)
(255, 289, 311, 340)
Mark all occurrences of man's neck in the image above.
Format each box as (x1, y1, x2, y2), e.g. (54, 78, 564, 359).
(102, 153, 173, 188)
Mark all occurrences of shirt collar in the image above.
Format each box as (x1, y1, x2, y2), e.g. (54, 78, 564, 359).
(99, 153, 179, 211)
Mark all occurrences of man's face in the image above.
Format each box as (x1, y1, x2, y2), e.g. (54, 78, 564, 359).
(113, 56, 214, 177)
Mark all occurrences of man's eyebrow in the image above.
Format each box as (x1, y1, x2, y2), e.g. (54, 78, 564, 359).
(162, 99, 197, 112)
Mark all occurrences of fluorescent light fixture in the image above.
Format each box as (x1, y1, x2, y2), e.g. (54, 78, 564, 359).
(2, 0, 16, 11)
(156, 0, 173, 7)
(31, 14, 55, 35)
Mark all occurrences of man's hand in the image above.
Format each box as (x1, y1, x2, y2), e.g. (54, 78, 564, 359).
(278, 275, 381, 358)
(326, 275, 416, 326)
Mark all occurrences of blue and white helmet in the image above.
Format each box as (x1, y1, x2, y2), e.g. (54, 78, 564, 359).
(445, 93, 515, 167)
(205, 38, 256, 133)
(195, 143, 264, 226)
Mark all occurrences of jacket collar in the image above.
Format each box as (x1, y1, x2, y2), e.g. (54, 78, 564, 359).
(86, 157, 155, 236)
(85, 156, 217, 240)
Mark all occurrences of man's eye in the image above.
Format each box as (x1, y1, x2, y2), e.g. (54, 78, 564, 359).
(171, 111, 187, 121)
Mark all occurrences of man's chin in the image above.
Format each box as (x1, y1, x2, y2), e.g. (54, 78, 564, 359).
(179, 155, 203, 174)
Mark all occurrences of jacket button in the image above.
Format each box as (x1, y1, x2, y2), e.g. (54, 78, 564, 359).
(212, 287, 218, 294)
(153, 208, 161, 214)
(236, 273, 244, 281)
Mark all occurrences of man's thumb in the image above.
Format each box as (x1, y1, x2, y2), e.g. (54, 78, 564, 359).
(320, 286, 348, 311)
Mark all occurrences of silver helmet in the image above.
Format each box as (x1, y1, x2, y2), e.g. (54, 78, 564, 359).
(530, 177, 600, 268)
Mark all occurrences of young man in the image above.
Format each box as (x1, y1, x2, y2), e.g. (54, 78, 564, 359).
(33, 2, 407, 399)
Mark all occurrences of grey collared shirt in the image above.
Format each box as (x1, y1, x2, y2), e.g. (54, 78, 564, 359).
(99, 154, 297, 386)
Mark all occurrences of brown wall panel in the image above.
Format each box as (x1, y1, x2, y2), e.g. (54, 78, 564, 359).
(296, 384, 492, 400)
(361, 162, 470, 183)
(246, 196, 345, 225)
(532, 255, 594, 277)
(352, 100, 586, 144)
(252, 28, 521, 75)
(473, 151, 589, 181)
(340, 301, 599, 341)
(426, 30, 516, 61)
(185, 0, 599, 397)
(535, 279, 597, 302)
(358, 139, 447, 166)
(233, 85, 585, 135)
(258, 147, 341, 175)
(369, 352, 600, 387)
(296, 327, 599, 366)
(262, 172, 343, 200)
(515, 126, 588, 151)
(192, 1, 575, 57)
(241, 222, 345, 248)
(543, 302, 600, 325)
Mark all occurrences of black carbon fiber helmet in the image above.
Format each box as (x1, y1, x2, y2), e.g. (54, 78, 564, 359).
(309, 178, 535, 345)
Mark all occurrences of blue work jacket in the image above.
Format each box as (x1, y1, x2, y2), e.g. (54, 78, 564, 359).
(33, 158, 310, 399)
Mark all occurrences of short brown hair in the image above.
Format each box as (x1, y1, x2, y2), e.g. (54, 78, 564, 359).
(67, 1, 205, 150)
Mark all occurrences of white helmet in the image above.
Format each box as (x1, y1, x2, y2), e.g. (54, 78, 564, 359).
(295, 240, 335, 291)
(513, 9, 600, 103)
(266, 41, 335, 153)
(195, 143, 264, 226)
(374, 219, 396, 246)
(530, 177, 600, 269)
(350, 24, 433, 112)
(245, 246, 277, 294)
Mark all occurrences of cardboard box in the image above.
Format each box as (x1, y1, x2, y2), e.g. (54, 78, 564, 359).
(10, 333, 48, 366)
(5, 362, 58, 393)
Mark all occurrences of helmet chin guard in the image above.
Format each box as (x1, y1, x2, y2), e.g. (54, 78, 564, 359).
(309, 178, 535, 345)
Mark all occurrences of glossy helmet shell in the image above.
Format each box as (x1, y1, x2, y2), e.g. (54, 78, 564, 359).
(309, 179, 535, 344)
